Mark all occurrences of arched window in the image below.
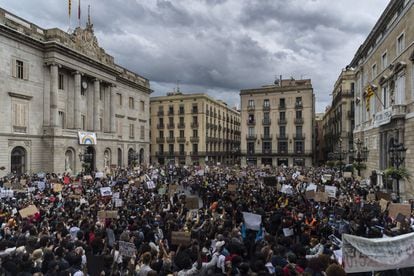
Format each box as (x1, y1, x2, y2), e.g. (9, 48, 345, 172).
(118, 148, 123, 167)
(104, 148, 111, 168)
(11, 146, 26, 175)
(139, 148, 144, 164)
(65, 148, 75, 172)
(128, 148, 134, 166)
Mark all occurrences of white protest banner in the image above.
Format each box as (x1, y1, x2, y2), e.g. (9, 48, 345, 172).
(95, 172, 104, 179)
(118, 241, 136, 257)
(37, 181, 45, 191)
(100, 187, 112, 197)
(342, 232, 414, 273)
(146, 181, 155, 189)
(306, 183, 317, 191)
(115, 199, 123, 208)
(0, 189, 13, 198)
(325, 185, 337, 198)
(78, 131, 97, 145)
(343, 172, 352, 178)
(112, 192, 120, 200)
(334, 249, 343, 265)
(283, 228, 294, 237)
(280, 184, 294, 195)
(242, 212, 262, 231)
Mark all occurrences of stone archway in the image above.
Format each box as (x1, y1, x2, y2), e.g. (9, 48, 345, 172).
(118, 148, 123, 167)
(104, 148, 111, 168)
(65, 148, 75, 173)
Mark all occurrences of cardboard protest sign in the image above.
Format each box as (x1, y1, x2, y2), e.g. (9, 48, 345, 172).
(185, 196, 200, 209)
(343, 172, 352, 178)
(343, 233, 414, 273)
(20, 179, 27, 186)
(97, 210, 118, 219)
(3, 181, 12, 189)
(53, 183, 63, 193)
(324, 185, 337, 198)
(169, 184, 178, 195)
(314, 192, 329, 203)
(283, 228, 294, 237)
(388, 203, 411, 219)
(376, 191, 392, 201)
(228, 184, 237, 192)
(100, 187, 112, 197)
(379, 199, 389, 212)
(305, 190, 315, 200)
(171, 231, 191, 246)
(242, 212, 262, 231)
(298, 175, 305, 181)
(118, 241, 136, 257)
(19, 205, 39, 218)
(280, 184, 294, 195)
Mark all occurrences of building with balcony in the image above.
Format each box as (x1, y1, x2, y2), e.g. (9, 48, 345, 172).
(322, 68, 355, 164)
(350, 0, 414, 198)
(150, 92, 241, 165)
(240, 79, 315, 166)
(0, 9, 151, 177)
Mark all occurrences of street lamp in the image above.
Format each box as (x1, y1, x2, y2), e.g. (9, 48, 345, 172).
(388, 138, 407, 201)
(335, 138, 348, 174)
(352, 138, 369, 176)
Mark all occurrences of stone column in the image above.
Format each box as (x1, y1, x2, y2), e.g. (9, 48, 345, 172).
(104, 85, 111, 132)
(93, 79, 100, 131)
(110, 84, 116, 133)
(73, 71, 81, 129)
(50, 63, 59, 127)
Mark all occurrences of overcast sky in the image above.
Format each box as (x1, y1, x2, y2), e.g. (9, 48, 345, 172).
(0, 0, 389, 112)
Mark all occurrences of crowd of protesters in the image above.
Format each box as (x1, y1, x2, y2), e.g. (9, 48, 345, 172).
(0, 164, 413, 276)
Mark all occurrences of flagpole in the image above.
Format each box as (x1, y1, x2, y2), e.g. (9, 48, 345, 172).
(78, 0, 81, 27)
(68, 0, 72, 32)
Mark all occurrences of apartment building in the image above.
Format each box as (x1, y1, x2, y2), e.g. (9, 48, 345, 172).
(350, 0, 414, 198)
(150, 92, 241, 166)
(240, 79, 315, 167)
(322, 68, 355, 164)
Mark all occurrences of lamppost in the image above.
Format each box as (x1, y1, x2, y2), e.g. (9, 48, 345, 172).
(334, 138, 348, 175)
(78, 148, 93, 173)
(388, 138, 407, 201)
(352, 138, 369, 176)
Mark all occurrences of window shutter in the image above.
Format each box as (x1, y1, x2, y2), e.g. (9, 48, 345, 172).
(11, 58, 16, 78)
(23, 61, 29, 80)
(12, 103, 18, 126)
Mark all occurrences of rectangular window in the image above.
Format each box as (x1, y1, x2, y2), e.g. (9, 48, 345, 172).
(168, 105, 174, 115)
(264, 126, 270, 136)
(180, 130, 185, 138)
(192, 144, 198, 153)
(16, 60, 24, 79)
(193, 129, 198, 137)
(117, 118, 122, 137)
(169, 144, 174, 154)
(99, 117, 103, 131)
(248, 127, 254, 136)
(381, 52, 388, 69)
(382, 86, 388, 108)
(179, 117, 184, 124)
(129, 123, 134, 138)
(397, 33, 405, 55)
(247, 142, 255, 154)
(395, 74, 405, 104)
(280, 111, 286, 120)
(58, 73, 64, 90)
(295, 141, 304, 153)
(263, 99, 270, 107)
(159, 144, 164, 153)
(169, 117, 174, 125)
(117, 93, 122, 106)
(57, 111, 65, 128)
(129, 97, 134, 109)
(263, 141, 271, 153)
(279, 98, 285, 108)
(192, 104, 198, 113)
(296, 126, 303, 135)
(279, 126, 286, 136)
(278, 141, 287, 153)
(169, 130, 174, 138)
(12, 102, 27, 133)
(371, 64, 377, 80)
(295, 97, 302, 105)
(140, 100, 145, 111)
(140, 125, 145, 139)
(81, 115, 86, 130)
(179, 144, 185, 154)
(159, 130, 164, 138)
(248, 114, 255, 123)
(248, 99, 255, 107)
(296, 110, 302, 118)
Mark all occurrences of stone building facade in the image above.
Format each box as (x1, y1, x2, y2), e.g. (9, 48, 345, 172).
(322, 68, 355, 164)
(0, 9, 151, 176)
(150, 92, 241, 166)
(240, 79, 315, 167)
(350, 0, 414, 198)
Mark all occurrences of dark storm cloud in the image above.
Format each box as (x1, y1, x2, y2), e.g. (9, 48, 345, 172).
(0, 0, 389, 111)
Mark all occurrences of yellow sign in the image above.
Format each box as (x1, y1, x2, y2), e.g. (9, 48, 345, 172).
(364, 85, 375, 111)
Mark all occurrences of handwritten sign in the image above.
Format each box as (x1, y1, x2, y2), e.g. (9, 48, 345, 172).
(100, 187, 112, 197)
(388, 203, 411, 219)
(242, 212, 262, 231)
(19, 205, 39, 218)
(185, 196, 200, 209)
(343, 233, 414, 273)
(97, 210, 118, 219)
(343, 172, 352, 178)
(171, 231, 191, 246)
(169, 184, 178, 195)
(53, 183, 63, 193)
(315, 192, 329, 203)
(305, 190, 315, 200)
(325, 185, 337, 198)
(119, 241, 136, 257)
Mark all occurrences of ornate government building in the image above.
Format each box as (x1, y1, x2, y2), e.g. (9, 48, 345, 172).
(0, 9, 151, 176)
